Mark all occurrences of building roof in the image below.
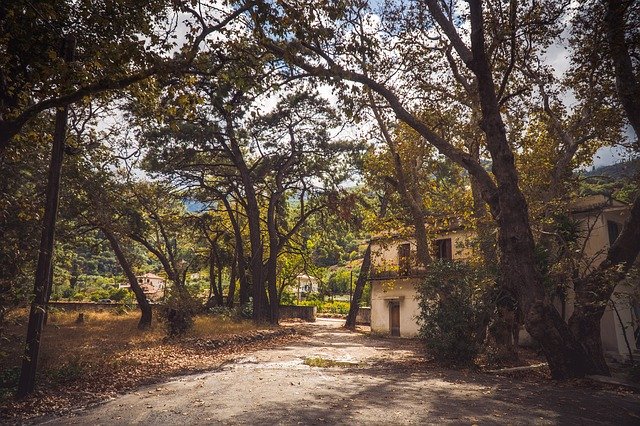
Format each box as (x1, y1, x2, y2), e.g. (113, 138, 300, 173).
(569, 195, 628, 214)
(136, 273, 164, 280)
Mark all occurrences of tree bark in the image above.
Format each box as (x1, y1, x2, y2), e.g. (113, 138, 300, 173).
(103, 229, 152, 329)
(220, 196, 250, 306)
(17, 35, 75, 398)
(226, 128, 268, 321)
(464, 0, 592, 378)
(345, 244, 372, 329)
(227, 252, 237, 308)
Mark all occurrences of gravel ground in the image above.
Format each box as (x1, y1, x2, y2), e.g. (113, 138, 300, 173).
(40, 318, 640, 425)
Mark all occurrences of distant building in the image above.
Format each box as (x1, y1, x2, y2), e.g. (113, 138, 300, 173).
(295, 274, 320, 301)
(119, 273, 166, 301)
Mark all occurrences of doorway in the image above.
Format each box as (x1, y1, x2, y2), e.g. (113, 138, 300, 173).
(389, 302, 400, 337)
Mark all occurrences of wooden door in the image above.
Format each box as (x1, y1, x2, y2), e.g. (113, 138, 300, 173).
(390, 303, 400, 337)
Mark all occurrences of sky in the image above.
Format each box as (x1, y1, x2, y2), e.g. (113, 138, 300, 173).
(544, 21, 637, 168)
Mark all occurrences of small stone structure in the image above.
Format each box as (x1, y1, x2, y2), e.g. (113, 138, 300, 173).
(278, 305, 317, 322)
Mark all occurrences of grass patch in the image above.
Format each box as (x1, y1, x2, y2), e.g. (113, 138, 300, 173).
(303, 357, 359, 368)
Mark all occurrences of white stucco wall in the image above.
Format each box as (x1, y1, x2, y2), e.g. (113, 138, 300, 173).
(371, 278, 421, 337)
(369, 231, 475, 338)
(562, 205, 637, 359)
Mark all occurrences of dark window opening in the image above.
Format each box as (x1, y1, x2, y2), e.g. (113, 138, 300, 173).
(607, 220, 620, 246)
(435, 238, 453, 261)
(398, 243, 411, 276)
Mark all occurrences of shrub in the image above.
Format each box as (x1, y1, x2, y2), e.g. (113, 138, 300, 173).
(280, 290, 297, 305)
(160, 290, 200, 337)
(108, 287, 130, 302)
(416, 260, 494, 365)
(297, 300, 350, 314)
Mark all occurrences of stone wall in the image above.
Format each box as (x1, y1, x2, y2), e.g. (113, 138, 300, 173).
(48, 301, 136, 311)
(278, 305, 316, 322)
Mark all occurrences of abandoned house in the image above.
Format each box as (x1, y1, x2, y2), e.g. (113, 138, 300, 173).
(368, 195, 639, 361)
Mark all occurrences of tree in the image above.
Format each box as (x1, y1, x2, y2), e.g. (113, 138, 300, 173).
(0, 0, 253, 153)
(250, 0, 605, 377)
(345, 243, 372, 329)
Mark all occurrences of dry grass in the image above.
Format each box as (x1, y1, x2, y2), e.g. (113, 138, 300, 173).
(0, 308, 293, 420)
(1, 309, 263, 376)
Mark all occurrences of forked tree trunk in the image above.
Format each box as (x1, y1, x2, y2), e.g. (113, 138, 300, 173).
(465, 0, 592, 378)
(103, 229, 152, 329)
(345, 244, 372, 329)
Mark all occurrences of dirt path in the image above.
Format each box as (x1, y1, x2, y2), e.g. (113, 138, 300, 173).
(41, 318, 640, 425)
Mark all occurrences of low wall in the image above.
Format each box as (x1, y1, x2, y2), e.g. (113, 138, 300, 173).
(355, 307, 371, 325)
(279, 305, 316, 322)
(48, 301, 137, 311)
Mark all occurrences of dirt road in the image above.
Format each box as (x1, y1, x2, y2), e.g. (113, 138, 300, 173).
(43, 318, 640, 425)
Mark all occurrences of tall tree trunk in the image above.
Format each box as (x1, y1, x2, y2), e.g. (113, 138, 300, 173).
(103, 229, 152, 329)
(16, 35, 75, 398)
(465, 0, 592, 378)
(208, 248, 220, 307)
(345, 244, 372, 329)
(216, 252, 224, 306)
(226, 129, 268, 321)
(605, 0, 640, 140)
(221, 197, 250, 306)
(227, 253, 237, 308)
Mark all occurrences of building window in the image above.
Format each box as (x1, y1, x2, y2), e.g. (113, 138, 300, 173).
(607, 221, 620, 246)
(398, 243, 411, 276)
(435, 238, 453, 261)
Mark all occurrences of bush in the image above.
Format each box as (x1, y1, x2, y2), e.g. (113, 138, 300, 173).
(280, 290, 297, 305)
(297, 300, 350, 314)
(108, 287, 130, 302)
(160, 290, 200, 337)
(417, 260, 494, 365)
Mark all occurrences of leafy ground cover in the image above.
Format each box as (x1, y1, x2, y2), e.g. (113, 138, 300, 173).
(0, 309, 299, 421)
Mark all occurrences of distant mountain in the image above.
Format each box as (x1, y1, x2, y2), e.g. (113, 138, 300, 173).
(583, 159, 639, 179)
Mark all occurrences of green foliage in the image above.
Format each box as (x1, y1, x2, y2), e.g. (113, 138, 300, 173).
(325, 269, 353, 294)
(417, 261, 494, 365)
(108, 288, 131, 303)
(297, 300, 350, 315)
(89, 288, 111, 302)
(280, 290, 297, 305)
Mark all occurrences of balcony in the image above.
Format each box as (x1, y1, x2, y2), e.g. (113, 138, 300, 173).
(369, 264, 427, 281)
